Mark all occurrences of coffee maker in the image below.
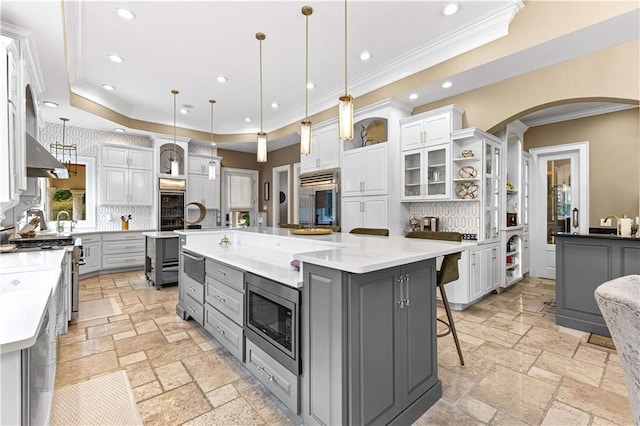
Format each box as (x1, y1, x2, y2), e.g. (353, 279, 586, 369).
(421, 216, 439, 232)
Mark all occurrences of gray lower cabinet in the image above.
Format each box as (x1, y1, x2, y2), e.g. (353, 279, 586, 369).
(556, 234, 640, 337)
(245, 339, 299, 413)
(301, 259, 441, 426)
(204, 305, 244, 361)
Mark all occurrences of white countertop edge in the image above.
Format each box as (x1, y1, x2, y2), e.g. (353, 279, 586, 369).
(142, 231, 181, 239)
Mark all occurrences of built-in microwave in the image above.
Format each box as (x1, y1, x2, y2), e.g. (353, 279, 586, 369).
(245, 273, 300, 375)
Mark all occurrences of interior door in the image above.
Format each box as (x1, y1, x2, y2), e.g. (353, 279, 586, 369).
(531, 144, 588, 279)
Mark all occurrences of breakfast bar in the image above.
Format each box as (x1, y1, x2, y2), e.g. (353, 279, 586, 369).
(176, 227, 475, 425)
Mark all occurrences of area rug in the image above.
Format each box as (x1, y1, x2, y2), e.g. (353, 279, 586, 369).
(50, 371, 143, 425)
(77, 297, 122, 322)
(588, 333, 616, 350)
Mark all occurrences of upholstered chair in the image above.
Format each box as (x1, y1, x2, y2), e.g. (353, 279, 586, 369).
(594, 275, 640, 425)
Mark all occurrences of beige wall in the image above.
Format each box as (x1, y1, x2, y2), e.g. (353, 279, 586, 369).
(524, 108, 640, 227)
(259, 144, 301, 226)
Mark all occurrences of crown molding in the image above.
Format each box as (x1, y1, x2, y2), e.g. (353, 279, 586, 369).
(1, 22, 46, 94)
(63, 0, 82, 85)
(522, 103, 637, 127)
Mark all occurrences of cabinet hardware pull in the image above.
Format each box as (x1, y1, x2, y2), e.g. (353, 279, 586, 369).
(397, 275, 405, 308)
(215, 270, 226, 277)
(404, 273, 410, 307)
(256, 364, 273, 381)
(189, 286, 196, 292)
(187, 306, 195, 313)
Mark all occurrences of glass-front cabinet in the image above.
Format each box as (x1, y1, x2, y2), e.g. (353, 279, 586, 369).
(400, 145, 450, 201)
(484, 140, 502, 241)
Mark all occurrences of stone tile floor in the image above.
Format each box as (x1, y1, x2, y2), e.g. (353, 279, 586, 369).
(54, 271, 634, 425)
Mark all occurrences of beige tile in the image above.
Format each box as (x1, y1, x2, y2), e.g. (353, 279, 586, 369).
(58, 335, 114, 362)
(439, 366, 477, 404)
(133, 380, 163, 402)
(455, 320, 521, 348)
(541, 401, 591, 425)
(187, 327, 211, 344)
(527, 366, 562, 385)
(121, 296, 141, 306)
(474, 341, 538, 373)
(73, 316, 109, 329)
(182, 350, 241, 393)
(108, 313, 130, 322)
(457, 305, 496, 324)
(206, 383, 240, 408)
(534, 351, 604, 387)
(413, 399, 485, 426)
(198, 397, 264, 425)
(199, 340, 219, 352)
(591, 415, 620, 425)
(556, 378, 633, 425)
(146, 337, 202, 368)
(55, 351, 119, 387)
(155, 361, 192, 390)
(134, 319, 158, 334)
(456, 394, 497, 423)
(482, 315, 532, 336)
(513, 342, 542, 356)
(120, 303, 147, 315)
(457, 332, 486, 346)
(512, 312, 559, 331)
(136, 291, 177, 307)
(113, 330, 137, 341)
(165, 331, 190, 342)
(520, 326, 581, 358)
(154, 313, 195, 335)
(128, 306, 172, 324)
(558, 325, 589, 339)
(573, 345, 608, 367)
(59, 332, 87, 345)
(119, 350, 147, 366)
(87, 319, 135, 339)
(489, 410, 530, 426)
(137, 383, 211, 425)
(470, 365, 556, 424)
(438, 342, 494, 382)
(600, 362, 629, 397)
(122, 360, 156, 388)
(114, 330, 167, 357)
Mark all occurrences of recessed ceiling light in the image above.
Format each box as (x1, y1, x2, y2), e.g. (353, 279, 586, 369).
(114, 128, 125, 133)
(216, 76, 228, 83)
(442, 3, 460, 16)
(442, 81, 453, 89)
(116, 8, 136, 20)
(306, 82, 315, 89)
(108, 54, 124, 63)
(360, 51, 372, 61)
(244, 117, 252, 122)
(210, 142, 216, 146)
(409, 93, 418, 100)
(271, 102, 279, 108)
(42, 101, 59, 107)
(180, 108, 189, 114)
(101, 84, 116, 91)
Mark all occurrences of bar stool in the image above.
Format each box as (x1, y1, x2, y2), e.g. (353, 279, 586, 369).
(349, 227, 389, 236)
(405, 231, 465, 366)
(278, 223, 303, 229)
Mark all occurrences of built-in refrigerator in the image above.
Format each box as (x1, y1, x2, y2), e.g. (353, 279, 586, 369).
(158, 178, 185, 231)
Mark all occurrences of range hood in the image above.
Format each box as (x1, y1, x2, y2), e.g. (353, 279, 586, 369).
(25, 133, 69, 179)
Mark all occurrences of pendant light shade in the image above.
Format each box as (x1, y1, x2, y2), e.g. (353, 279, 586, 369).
(170, 89, 180, 177)
(257, 132, 267, 163)
(338, 0, 353, 141)
(208, 99, 217, 180)
(300, 6, 313, 155)
(256, 32, 267, 163)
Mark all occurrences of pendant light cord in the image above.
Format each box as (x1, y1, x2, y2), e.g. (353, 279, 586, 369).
(305, 12, 309, 120)
(172, 90, 178, 159)
(259, 37, 264, 135)
(344, 0, 348, 95)
(210, 99, 215, 159)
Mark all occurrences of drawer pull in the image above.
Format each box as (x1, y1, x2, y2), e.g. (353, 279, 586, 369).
(187, 306, 196, 314)
(255, 364, 274, 381)
(214, 325, 226, 335)
(214, 294, 227, 303)
(189, 286, 196, 292)
(214, 270, 226, 277)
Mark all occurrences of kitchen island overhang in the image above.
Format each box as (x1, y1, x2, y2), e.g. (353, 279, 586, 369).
(174, 227, 475, 424)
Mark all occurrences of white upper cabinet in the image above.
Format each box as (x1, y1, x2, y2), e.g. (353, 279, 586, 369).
(187, 155, 221, 210)
(342, 143, 388, 197)
(400, 144, 450, 201)
(300, 122, 340, 174)
(0, 36, 20, 210)
(102, 145, 153, 170)
(400, 105, 463, 151)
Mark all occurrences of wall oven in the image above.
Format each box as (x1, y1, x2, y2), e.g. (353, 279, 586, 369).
(245, 273, 300, 375)
(298, 168, 339, 228)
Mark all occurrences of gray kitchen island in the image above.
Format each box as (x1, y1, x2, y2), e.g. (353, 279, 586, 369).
(556, 233, 640, 337)
(174, 227, 475, 425)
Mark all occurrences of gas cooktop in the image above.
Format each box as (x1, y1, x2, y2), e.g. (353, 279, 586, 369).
(9, 235, 75, 250)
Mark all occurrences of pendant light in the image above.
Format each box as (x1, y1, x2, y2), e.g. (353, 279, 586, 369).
(208, 99, 217, 180)
(256, 32, 267, 163)
(338, 0, 353, 141)
(170, 89, 180, 176)
(50, 117, 77, 176)
(300, 6, 313, 155)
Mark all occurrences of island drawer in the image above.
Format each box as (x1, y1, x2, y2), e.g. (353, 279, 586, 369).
(183, 293, 204, 326)
(205, 305, 244, 361)
(183, 274, 205, 304)
(103, 240, 145, 255)
(206, 259, 244, 291)
(102, 253, 145, 269)
(245, 339, 299, 414)
(205, 276, 244, 326)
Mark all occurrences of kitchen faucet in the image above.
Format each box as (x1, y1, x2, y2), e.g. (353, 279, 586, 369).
(604, 215, 620, 235)
(26, 208, 48, 231)
(57, 211, 70, 233)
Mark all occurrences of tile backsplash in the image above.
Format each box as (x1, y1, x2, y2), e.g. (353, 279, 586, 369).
(409, 201, 480, 235)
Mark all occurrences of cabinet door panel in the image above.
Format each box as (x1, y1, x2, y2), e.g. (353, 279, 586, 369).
(128, 149, 153, 170)
(129, 169, 153, 205)
(102, 146, 128, 167)
(362, 144, 388, 195)
(187, 174, 204, 205)
(101, 167, 128, 205)
(188, 157, 204, 174)
(317, 127, 340, 169)
(341, 150, 362, 196)
(401, 121, 424, 151)
(349, 270, 402, 425)
(363, 196, 388, 229)
(402, 262, 437, 406)
(469, 248, 483, 301)
(341, 198, 362, 233)
(202, 176, 218, 209)
(300, 135, 318, 172)
(424, 113, 450, 146)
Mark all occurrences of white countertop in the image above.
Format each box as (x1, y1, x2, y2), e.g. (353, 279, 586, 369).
(142, 231, 180, 239)
(0, 268, 61, 353)
(0, 247, 67, 273)
(180, 227, 476, 287)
